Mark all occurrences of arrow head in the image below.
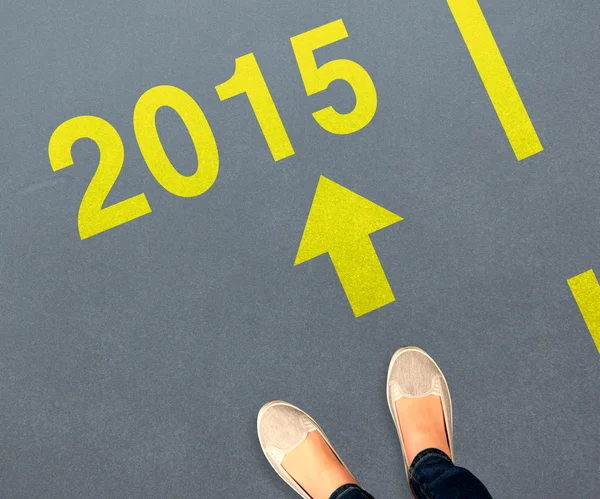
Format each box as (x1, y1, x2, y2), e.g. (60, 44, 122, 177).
(295, 176, 402, 265)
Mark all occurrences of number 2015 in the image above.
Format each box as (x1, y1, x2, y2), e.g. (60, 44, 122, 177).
(48, 19, 378, 240)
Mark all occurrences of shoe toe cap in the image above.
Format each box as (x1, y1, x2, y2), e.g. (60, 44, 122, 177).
(389, 348, 442, 397)
(258, 403, 315, 457)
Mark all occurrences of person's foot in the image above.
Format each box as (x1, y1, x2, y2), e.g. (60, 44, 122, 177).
(395, 394, 451, 465)
(386, 347, 454, 478)
(257, 401, 358, 499)
(282, 429, 358, 499)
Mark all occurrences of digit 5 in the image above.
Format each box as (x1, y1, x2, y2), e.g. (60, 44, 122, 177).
(290, 19, 377, 135)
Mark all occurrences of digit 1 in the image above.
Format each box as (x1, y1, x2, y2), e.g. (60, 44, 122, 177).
(567, 269, 600, 354)
(216, 53, 295, 162)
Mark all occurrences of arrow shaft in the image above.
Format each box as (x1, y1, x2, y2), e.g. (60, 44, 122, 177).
(329, 237, 395, 317)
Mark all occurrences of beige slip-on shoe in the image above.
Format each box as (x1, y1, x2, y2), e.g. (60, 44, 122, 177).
(257, 400, 356, 499)
(386, 346, 454, 483)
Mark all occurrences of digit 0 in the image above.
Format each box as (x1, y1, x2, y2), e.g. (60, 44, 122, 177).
(134, 85, 219, 198)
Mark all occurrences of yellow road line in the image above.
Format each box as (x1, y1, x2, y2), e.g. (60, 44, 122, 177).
(447, 0, 543, 160)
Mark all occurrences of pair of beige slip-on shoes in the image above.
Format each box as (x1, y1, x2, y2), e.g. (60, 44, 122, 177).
(256, 346, 453, 498)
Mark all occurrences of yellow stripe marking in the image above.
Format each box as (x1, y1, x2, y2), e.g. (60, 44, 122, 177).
(447, 0, 543, 160)
(568, 269, 600, 354)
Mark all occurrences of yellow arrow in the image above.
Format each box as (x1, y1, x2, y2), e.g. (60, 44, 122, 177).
(295, 176, 402, 317)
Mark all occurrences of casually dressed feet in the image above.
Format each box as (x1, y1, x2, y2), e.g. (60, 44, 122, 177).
(258, 348, 453, 497)
(387, 347, 454, 477)
(281, 430, 358, 499)
(257, 401, 358, 499)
